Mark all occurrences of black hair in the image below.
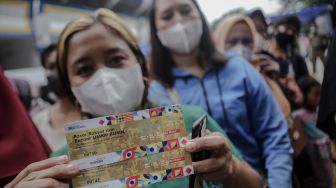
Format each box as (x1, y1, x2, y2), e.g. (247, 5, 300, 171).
(275, 16, 301, 33)
(247, 9, 267, 28)
(297, 76, 321, 105)
(149, 0, 227, 87)
(40, 43, 57, 68)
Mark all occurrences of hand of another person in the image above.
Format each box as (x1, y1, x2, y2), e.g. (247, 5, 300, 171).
(185, 132, 265, 188)
(5, 156, 79, 188)
(252, 55, 280, 75)
(185, 132, 239, 182)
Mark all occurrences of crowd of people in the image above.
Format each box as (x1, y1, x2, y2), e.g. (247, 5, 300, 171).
(1, 0, 335, 188)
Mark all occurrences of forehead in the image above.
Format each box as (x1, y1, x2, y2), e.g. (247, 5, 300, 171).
(67, 24, 131, 56)
(155, 0, 195, 12)
(69, 23, 124, 47)
(229, 22, 252, 37)
(67, 23, 132, 64)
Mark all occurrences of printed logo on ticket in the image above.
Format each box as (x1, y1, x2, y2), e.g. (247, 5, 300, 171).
(64, 105, 194, 188)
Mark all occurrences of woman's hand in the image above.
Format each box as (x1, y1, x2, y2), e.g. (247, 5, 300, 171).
(185, 132, 238, 181)
(185, 132, 265, 188)
(5, 156, 79, 188)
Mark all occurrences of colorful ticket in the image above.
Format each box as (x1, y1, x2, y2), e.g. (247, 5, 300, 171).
(72, 148, 193, 187)
(65, 105, 194, 188)
(72, 137, 189, 170)
(65, 106, 186, 160)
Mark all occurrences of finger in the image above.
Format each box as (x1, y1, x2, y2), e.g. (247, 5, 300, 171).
(185, 133, 230, 152)
(192, 156, 229, 174)
(15, 178, 68, 188)
(198, 156, 238, 182)
(8, 156, 69, 187)
(25, 164, 79, 181)
(202, 169, 228, 182)
(187, 134, 191, 139)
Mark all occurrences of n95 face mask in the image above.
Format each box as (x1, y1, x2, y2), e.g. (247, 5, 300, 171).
(71, 64, 145, 116)
(157, 19, 203, 54)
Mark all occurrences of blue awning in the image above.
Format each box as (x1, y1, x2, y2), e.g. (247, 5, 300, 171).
(268, 4, 332, 25)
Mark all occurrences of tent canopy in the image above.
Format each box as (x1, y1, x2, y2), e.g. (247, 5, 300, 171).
(268, 4, 332, 25)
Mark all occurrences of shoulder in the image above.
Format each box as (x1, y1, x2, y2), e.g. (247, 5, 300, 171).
(148, 80, 173, 105)
(217, 55, 263, 89)
(149, 80, 169, 95)
(217, 55, 253, 76)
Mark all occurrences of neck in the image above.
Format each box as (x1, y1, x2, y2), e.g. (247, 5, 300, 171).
(56, 97, 76, 113)
(172, 49, 200, 69)
(269, 38, 287, 58)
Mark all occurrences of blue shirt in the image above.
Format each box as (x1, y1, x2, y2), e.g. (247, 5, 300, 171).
(148, 56, 293, 188)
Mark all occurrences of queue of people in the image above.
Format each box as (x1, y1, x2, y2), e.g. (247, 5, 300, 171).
(1, 0, 335, 187)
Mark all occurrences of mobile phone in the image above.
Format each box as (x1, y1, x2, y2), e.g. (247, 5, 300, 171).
(191, 114, 210, 162)
(190, 115, 210, 188)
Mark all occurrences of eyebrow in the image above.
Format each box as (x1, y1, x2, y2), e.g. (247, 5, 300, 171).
(71, 57, 90, 70)
(71, 47, 126, 67)
(105, 47, 124, 55)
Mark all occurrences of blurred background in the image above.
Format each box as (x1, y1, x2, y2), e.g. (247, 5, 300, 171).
(0, 0, 334, 94)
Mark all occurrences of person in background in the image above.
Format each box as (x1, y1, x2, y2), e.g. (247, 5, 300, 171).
(261, 16, 305, 110)
(148, 0, 293, 187)
(40, 44, 59, 105)
(5, 8, 264, 188)
(317, 20, 336, 187)
(292, 76, 333, 188)
(247, 9, 270, 52)
(32, 44, 81, 151)
(293, 77, 321, 126)
(317, 0, 336, 142)
(268, 16, 309, 82)
(0, 68, 51, 187)
(213, 14, 291, 118)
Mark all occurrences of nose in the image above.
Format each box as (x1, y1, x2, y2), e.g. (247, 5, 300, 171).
(173, 12, 184, 24)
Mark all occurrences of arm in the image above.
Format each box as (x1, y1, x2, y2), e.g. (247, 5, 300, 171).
(186, 133, 265, 188)
(243, 61, 293, 188)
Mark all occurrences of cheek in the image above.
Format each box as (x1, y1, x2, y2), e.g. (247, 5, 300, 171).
(155, 19, 174, 32)
(66, 65, 89, 88)
(69, 75, 90, 88)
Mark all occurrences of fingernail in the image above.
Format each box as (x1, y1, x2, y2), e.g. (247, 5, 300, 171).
(57, 155, 68, 163)
(185, 141, 196, 151)
(66, 164, 78, 171)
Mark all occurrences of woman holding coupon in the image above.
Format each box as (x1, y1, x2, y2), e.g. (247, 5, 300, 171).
(5, 9, 263, 188)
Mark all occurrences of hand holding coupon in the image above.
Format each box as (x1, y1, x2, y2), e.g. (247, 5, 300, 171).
(65, 105, 194, 188)
(5, 105, 263, 188)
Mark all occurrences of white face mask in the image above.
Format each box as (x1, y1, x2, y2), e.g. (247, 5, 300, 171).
(71, 64, 145, 117)
(229, 43, 253, 61)
(157, 19, 203, 54)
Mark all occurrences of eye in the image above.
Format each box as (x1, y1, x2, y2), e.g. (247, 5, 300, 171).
(161, 10, 174, 21)
(106, 55, 127, 68)
(227, 38, 238, 46)
(76, 64, 95, 77)
(242, 38, 253, 45)
(179, 5, 191, 16)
